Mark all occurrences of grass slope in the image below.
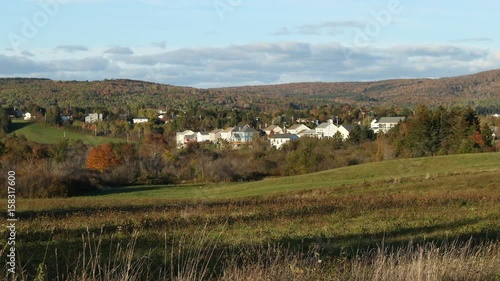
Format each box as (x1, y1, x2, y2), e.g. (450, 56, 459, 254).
(9, 119, 125, 145)
(11, 152, 500, 280)
(82, 152, 500, 200)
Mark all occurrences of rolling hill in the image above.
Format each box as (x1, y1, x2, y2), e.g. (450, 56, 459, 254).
(14, 152, 500, 280)
(1, 69, 500, 110)
(9, 120, 125, 145)
(71, 152, 500, 200)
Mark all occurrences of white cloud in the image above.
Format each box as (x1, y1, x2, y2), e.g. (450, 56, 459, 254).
(273, 21, 365, 36)
(0, 42, 499, 87)
(56, 45, 89, 53)
(104, 47, 134, 55)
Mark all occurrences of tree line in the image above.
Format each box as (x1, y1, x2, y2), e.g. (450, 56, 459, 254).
(0, 104, 498, 198)
(386, 105, 495, 158)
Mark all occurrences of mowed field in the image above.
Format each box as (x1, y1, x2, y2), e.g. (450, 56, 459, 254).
(8, 119, 124, 145)
(3, 153, 500, 280)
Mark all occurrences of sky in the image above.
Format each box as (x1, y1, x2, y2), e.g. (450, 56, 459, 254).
(1, 0, 500, 88)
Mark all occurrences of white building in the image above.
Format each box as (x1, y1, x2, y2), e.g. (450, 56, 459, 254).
(176, 130, 195, 148)
(220, 127, 236, 141)
(315, 119, 339, 139)
(269, 134, 299, 149)
(296, 118, 311, 124)
(133, 117, 149, 124)
(299, 129, 318, 138)
(338, 125, 356, 140)
(196, 132, 211, 143)
(209, 129, 223, 143)
(286, 124, 310, 135)
(85, 113, 103, 123)
(370, 119, 379, 133)
(23, 112, 32, 120)
(263, 125, 284, 136)
(373, 117, 406, 134)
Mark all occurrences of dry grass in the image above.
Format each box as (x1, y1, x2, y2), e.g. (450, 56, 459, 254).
(3, 154, 499, 280)
(347, 240, 500, 281)
(2, 233, 498, 281)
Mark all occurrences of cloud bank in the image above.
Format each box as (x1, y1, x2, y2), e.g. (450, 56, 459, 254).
(1, 42, 499, 88)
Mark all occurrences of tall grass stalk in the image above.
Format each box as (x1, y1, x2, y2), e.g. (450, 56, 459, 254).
(2, 234, 498, 281)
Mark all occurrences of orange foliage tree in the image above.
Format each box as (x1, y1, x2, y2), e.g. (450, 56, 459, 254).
(86, 143, 120, 172)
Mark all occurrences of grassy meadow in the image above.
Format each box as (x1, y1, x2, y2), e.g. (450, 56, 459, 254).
(2, 153, 500, 280)
(8, 119, 125, 145)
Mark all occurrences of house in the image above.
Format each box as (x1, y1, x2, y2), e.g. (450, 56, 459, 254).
(133, 117, 149, 124)
(263, 125, 284, 136)
(232, 125, 258, 146)
(183, 134, 197, 147)
(176, 130, 195, 148)
(286, 124, 310, 135)
(296, 118, 311, 124)
(85, 113, 103, 123)
(492, 114, 500, 118)
(315, 119, 338, 139)
(370, 119, 379, 132)
(338, 124, 356, 140)
(299, 129, 318, 138)
(209, 129, 223, 143)
(269, 134, 299, 149)
(61, 116, 71, 122)
(220, 127, 236, 141)
(196, 132, 211, 143)
(23, 112, 32, 120)
(374, 117, 406, 133)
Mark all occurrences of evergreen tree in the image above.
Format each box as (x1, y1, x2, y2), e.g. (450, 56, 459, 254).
(0, 107, 10, 134)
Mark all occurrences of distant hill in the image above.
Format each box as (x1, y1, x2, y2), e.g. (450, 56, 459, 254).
(1, 70, 500, 110)
(213, 69, 500, 109)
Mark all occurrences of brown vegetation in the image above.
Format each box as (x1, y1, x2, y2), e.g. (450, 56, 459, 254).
(2, 70, 500, 111)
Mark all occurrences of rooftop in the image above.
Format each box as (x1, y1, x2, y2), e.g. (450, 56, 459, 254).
(288, 124, 309, 130)
(316, 122, 336, 129)
(378, 117, 406, 124)
(270, 133, 299, 139)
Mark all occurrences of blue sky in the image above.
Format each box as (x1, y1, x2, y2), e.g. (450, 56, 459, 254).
(1, 0, 499, 87)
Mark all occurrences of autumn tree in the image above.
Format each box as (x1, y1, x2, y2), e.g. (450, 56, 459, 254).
(114, 143, 137, 165)
(139, 133, 168, 178)
(86, 143, 120, 172)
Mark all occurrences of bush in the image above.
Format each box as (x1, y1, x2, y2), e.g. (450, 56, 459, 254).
(17, 172, 69, 198)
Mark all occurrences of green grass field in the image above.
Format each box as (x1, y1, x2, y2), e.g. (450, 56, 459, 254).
(70, 152, 500, 200)
(9, 119, 125, 145)
(5, 153, 500, 280)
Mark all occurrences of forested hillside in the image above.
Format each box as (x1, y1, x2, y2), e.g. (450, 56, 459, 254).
(1, 69, 500, 111)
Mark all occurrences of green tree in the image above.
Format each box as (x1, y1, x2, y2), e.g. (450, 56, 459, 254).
(51, 138, 69, 163)
(45, 106, 61, 126)
(0, 107, 11, 134)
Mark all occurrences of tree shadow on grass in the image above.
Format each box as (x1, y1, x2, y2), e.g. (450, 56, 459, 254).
(9, 121, 32, 132)
(80, 183, 209, 197)
(16, 216, 499, 281)
(269, 215, 500, 257)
